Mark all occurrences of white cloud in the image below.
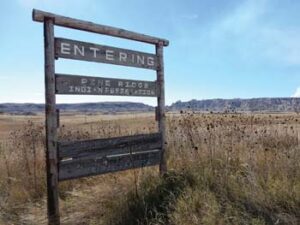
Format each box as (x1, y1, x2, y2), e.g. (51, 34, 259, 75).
(208, 0, 300, 66)
(261, 28, 300, 65)
(215, 0, 267, 34)
(292, 87, 300, 97)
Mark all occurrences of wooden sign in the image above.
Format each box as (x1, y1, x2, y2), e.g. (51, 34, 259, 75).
(58, 133, 162, 159)
(59, 133, 162, 180)
(55, 38, 158, 70)
(59, 150, 160, 181)
(33, 8, 168, 225)
(56, 74, 157, 97)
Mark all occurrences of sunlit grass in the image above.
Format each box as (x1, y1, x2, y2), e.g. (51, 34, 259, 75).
(0, 112, 299, 224)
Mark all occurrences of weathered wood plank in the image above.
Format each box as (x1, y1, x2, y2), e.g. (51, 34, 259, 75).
(56, 109, 60, 127)
(32, 9, 169, 46)
(59, 150, 160, 181)
(55, 38, 157, 70)
(44, 18, 60, 225)
(156, 42, 167, 174)
(55, 74, 157, 97)
(58, 133, 162, 159)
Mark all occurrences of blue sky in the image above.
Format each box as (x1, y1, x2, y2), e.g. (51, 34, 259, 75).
(1, 0, 300, 105)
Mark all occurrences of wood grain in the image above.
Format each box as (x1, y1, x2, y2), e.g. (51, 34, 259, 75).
(44, 18, 60, 225)
(32, 9, 169, 46)
(59, 150, 160, 181)
(58, 133, 162, 159)
(55, 74, 157, 97)
(156, 42, 167, 174)
(55, 38, 157, 70)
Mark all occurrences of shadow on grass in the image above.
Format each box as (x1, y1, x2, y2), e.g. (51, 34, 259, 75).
(107, 170, 195, 225)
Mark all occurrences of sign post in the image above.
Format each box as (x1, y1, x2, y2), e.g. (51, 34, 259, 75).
(44, 17, 60, 225)
(33, 9, 169, 225)
(156, 42, 167, 174)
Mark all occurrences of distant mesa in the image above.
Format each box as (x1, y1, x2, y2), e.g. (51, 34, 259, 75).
(169, 98, 300, 113)
(1, 98, 300, 114)
(0, 102, 153, 114)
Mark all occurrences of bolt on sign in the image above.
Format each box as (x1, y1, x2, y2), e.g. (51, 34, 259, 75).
(32, 9, 169, 225)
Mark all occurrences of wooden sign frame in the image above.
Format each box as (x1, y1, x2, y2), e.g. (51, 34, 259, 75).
(33, 9, 168, 225)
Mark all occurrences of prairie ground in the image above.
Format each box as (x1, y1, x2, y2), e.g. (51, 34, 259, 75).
(0, 112, 299, 225)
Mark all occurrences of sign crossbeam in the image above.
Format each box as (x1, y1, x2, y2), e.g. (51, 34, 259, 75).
(33, 9, 169, 46)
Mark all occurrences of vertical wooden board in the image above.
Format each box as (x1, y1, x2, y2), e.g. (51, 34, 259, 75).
(56, 109, 60, 127)
(55, 38, 158, 70)
(156, 42, 167, 174)
(59, 150, 161, 181)
(44, 18, 60, 225)
(155, 106, 160, 121)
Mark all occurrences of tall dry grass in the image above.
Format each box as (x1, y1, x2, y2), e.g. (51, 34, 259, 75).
(98, 112, 299, 225)
(0, 112, 299, 224)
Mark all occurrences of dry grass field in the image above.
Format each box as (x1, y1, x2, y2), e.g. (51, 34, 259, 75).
(0, 112, 299, 225)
